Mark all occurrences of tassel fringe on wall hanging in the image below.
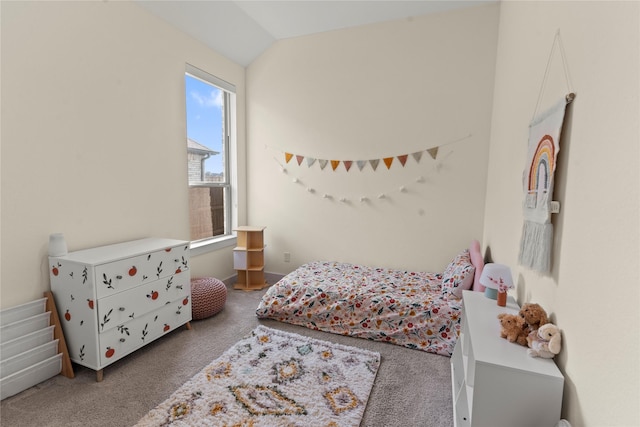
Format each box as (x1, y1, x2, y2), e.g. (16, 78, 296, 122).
(518, 97, 570, 273)
(518, 29, 575, 273)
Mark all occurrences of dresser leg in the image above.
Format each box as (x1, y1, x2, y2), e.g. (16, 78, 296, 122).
(96, 369, 104, 382)
(185, 321, 192, 330)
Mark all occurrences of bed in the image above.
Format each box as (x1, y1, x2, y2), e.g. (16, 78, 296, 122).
(256, 241, 485, 356)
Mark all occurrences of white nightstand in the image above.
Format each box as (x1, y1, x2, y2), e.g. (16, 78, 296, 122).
(451, 290, 564, 427)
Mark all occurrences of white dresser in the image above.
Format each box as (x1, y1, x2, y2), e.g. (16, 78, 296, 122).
(451, 290, 564, 427)
(49, 238, 192, 381)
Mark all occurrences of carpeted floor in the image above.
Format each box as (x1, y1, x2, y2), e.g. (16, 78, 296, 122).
(0, 280, 453, 427)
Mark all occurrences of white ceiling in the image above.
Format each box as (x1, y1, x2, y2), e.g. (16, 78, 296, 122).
(134, 0, 493, 66)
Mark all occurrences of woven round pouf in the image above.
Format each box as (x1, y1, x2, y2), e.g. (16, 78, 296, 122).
(190, 277, 227, 320)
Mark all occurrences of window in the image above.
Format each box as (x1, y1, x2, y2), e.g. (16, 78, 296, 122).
(185, 64, 237, 252)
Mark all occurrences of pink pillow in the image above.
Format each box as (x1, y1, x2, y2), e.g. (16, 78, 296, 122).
(469, 239, 485, 291)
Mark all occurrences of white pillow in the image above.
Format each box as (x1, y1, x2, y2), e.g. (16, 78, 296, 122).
(441, 249, 476, 299)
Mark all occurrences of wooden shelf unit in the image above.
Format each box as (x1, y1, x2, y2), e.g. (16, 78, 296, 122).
(233, 226, 267, 291)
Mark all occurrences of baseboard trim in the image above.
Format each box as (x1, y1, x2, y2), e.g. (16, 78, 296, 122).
(222, 272, 284, 288)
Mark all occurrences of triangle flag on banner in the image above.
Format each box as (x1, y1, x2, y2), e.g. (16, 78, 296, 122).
(306, 157, 316, 167)
(296, 155, 304, 166)
(412, 151, 423, 163)
(285, 152, 294, 163)
(369, 159, 380, 171)
(397, 155, 408, 166)
(318, 159, 328, 170)
(343, 160, 353, 172)
(427, 147, 439, 160)
(356, 160, 367, 171)
(383, 157, 394, 169)
(331, 160, 340, 171)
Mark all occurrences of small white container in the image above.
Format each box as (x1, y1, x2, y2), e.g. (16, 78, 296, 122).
(233, 251, 248, 269)
(0, 353, 62, 400)
(0, 326, 55, 360)
(48, 233, 68, 257)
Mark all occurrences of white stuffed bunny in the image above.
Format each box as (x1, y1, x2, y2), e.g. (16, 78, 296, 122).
(527, 323, 562, 358)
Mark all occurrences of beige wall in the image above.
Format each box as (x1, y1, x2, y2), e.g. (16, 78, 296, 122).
(484, 1, 639, 425)
(0, 0, 246, 308)
(3, 1, 638, 425)
(246, 4, 499, 274)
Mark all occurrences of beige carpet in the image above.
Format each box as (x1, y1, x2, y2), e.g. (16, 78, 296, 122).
(0, 280, 453, 426)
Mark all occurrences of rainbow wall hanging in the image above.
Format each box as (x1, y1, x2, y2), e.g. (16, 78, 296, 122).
(519, 96, 571, 273)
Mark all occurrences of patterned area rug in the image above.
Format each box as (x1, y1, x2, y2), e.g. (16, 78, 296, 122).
(135, 325, 381, 426)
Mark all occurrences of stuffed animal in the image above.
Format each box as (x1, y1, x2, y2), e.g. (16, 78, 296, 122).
(527, 323, 562, 358)
(519, 302, 549, 334)
(497, 313, 528, 346)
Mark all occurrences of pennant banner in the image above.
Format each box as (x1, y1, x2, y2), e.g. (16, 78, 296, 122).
(283, 148, 442, 171)
(270, 135, 473, 205)
(273, 133, 471, 172)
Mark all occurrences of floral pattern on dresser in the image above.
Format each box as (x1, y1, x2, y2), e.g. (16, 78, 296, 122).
(256, 261, 463, 356)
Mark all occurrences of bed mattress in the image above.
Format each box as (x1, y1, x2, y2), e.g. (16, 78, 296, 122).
(256, 261, 463, 356)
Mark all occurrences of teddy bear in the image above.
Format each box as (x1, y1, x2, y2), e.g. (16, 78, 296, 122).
(527, 323, 562, 358)
(519, 302, 549, 334)
(497, 313, 528, 346)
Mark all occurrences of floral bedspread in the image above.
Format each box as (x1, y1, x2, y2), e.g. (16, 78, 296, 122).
(256, 261, 463, 356)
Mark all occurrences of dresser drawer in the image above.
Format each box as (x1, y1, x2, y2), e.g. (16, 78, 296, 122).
(98, 297, 191, 367)
(95, 246, 189, 299)
(96, 271, 190, 333)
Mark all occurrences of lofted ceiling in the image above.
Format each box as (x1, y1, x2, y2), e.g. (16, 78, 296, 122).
(134, 0, 493, 66)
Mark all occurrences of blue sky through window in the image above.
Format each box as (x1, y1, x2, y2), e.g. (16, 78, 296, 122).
(185, 75, 224, 176)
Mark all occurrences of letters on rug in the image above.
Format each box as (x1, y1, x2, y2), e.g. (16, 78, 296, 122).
(135, 325, 380, 427)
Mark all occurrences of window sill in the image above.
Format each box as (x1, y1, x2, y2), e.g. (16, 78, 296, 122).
(190, 235, 237, 257)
